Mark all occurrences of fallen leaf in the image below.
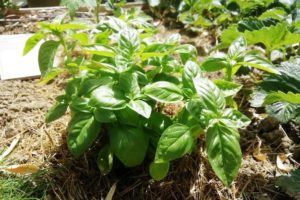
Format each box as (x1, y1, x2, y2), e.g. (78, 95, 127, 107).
(277, 154, 292, 172)
(2, 164, 39, 174)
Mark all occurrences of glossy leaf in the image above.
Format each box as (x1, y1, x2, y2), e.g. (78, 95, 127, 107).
(149, 162, 170, 181)
(128, 100, 152, 119)
(183, 60, 202, 91)
(143, 81, 183, 103)
(94, 108, 117, 123)
(228, 36, 247, 59)
(97, 145, 113, 175)
(23, 32, 44, 56)
(38, 40, 60, 77)
(214, 80, 242, 97)
(154, 124, 193, 162)
(67, 114, 101, 158)
(206, 121, 241, 186)
(201, 57, 229, 72)
(109, 126, 149, 167)
(267, 102, 298, 123)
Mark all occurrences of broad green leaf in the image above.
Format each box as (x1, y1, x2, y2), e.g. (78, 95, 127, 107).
(193, 78, 226, 113)
(78, 77, 113, 96)
(38, 68, 64, 85)
(267, 102, 297, 123)
(182, 60, 202, 91)
(72, 32, 89, 45)
(39, 22, 88, 32)
(222, 108, 251, 128)
(38, 40, 60, 77)
(46, 96, 68, 123)
(144, 112, 172, 133)
(214, 80, 242, 97)
(115, 107, 145, 127)
(239, 55, 279, 74)
(206, 121, 242, 186)
(94, 108, 117, 123)
(118, 27, 140, 56)
(97, 145, 113, 175)
(84, 45, 115, 58)
(90, 85, 126, 110)
(276, 169, 300, 194)
(228, 36, 247, 59)
(67, 114, 101, 158)
(149, 162, 170, 181)
(143, 81, 183, 103)
(201, 57, 229, 72)
(109, 126, 149, 167)
(70, 97, 92, 113)
(128, 100, 152, 119)
(264, 91, 300, 105)
(154, 124, 194, 162)
(23, 32, 44, 56)
(119, 72, 140, 99)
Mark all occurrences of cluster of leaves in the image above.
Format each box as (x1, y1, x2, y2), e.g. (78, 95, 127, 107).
(24, 7, 251, 186)
(251, 58, 300, 124)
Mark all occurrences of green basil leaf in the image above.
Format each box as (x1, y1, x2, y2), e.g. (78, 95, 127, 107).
(23, 32, 44, 56)
(119, 72, 140, 99)
(115, 107, 145, 127)
(154, 124, 194, 162)
(79, 77, 113, 96)
(206, 121, 241, 186)
(118, 27, 140, 56)
(143, 81, 183, 103)
(109, 125, 149, 167)
(144, 112, 172, 133)
(201, 57, 229, 72)
(128, 100, 152, 119)
(222, 108, 251, 128)
(193, 78, 226, 113)
(46, 98, 68, 123)
(90, 85, 126, 110)
(97, 144, 113, 175)
(72, 32, 89, 45)
(214, 79, 242, 97)
(149, 161, 170, 181)
(182, 60, 202, 92)
(228, 36, 247, 59)
(94, 108, 117, 123)
(70, 97, 92, 113)
(67, 114, 101, 158)
(38, 40, 60, 77)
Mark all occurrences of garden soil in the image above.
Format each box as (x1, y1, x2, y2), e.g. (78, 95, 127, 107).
(0, 9, 299, 200)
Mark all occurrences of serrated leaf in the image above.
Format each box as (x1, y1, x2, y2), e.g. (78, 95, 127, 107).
(143, 81, 183, 103)
(90, 85, 126, 110)
(109, 125, 149, 167)
(23, 32, 44, 56)
(128, 100, 152, 119)
(154, 124, 194, 162)
(206, 121, 242, 186)
(67, 114, 101, 158)
(265, 91, 300, 104)
(38, 40, 60, 77)
(97, 145, 113, 175)
(240, 54, 279, 74)
(267, 102, 297, 123)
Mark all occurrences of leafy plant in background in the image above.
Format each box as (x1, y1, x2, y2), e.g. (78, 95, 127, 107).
(251, 58, 300, 124)
(24, 10, 250, 186)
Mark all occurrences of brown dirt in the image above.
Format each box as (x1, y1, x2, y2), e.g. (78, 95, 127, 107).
(0, 10, 299, 200)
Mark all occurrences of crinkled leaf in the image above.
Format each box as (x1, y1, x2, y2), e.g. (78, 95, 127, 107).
(266, 102, 297, 123)
(265, 91, 300, 105)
